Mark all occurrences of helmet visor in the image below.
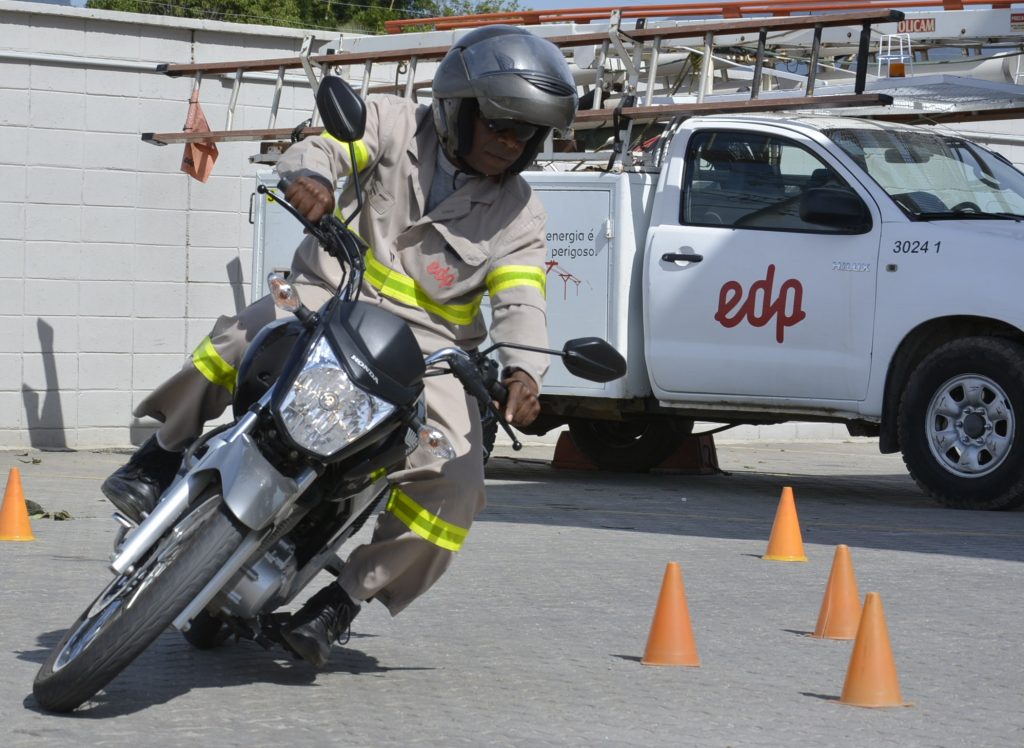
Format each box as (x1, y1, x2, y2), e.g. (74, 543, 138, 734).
(479, 116, 539, 143)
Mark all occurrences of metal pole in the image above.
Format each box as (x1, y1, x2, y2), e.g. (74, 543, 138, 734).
(225, 68, 242, 130)
(750, 28, 766, 100)
(268, 65, 285, 128)
(644, 36, 662, 107)
(855, 22, 871, 94)
(697, 31, 714, 104)
(805, 24, 822, 96)
(404, 55, 418, 99)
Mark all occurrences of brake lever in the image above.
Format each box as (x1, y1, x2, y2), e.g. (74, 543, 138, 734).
(447, 353, 522, 451)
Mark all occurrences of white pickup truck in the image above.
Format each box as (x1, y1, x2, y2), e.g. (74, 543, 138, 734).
(524, 114, 1024, 510)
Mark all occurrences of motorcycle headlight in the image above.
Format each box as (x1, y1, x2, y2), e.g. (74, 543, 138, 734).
(277, 336, 395, 457)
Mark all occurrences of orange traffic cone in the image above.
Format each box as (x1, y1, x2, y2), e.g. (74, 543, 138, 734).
(811, 544, 862, 639)
(641, 562, 700, 667)
(763, 486, 807, 561)
(839, 592, 909, 707)
(0, 467, 35, 541)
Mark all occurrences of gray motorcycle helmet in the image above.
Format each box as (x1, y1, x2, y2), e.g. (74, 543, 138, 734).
(432, 25, 578, 175)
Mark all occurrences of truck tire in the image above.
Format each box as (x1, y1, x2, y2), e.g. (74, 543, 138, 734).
(568, 417, 693, 472)
(33, 492, 246, 712)
(898, 337, 1024, 510)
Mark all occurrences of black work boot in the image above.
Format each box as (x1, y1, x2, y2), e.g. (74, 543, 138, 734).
(282, 583, 361, 667)
(101, 436, 183, 524)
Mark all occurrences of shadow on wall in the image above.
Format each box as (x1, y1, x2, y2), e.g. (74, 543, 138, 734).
(227, 256, 247, 315)
(21, 260, 249, 450)
(123, 256, 248, 448)
(22, 319, 67, 449)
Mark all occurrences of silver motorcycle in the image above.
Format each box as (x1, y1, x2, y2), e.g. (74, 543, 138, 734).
(32, 76, 626, 713)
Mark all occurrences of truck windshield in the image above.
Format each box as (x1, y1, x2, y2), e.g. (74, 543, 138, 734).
(824, 127, 1024, 220)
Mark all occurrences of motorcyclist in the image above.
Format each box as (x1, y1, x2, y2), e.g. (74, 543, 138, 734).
(101, 25, 578, 666)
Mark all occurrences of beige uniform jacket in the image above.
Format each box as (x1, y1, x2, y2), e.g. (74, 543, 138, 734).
(277, 95, 550, 387)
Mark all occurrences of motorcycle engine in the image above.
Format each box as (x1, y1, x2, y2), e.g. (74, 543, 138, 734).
(220, 538, 298, 618)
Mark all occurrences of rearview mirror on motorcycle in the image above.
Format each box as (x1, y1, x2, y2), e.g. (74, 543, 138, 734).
(478, 337, 626, 384)
(560, 337, 627, 383)
(316, 76, 366, 142)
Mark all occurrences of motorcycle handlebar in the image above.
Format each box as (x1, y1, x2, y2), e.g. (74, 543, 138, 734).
(425, 347, 522, 451)
(488, 379, 508, 410)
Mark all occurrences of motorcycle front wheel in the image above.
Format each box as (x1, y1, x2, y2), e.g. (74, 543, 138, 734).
(33, 490, 246, 713)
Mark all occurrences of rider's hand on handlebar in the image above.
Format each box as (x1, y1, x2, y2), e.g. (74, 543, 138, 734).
(285, 176, 336, 224)
(502, 369, 540, 429)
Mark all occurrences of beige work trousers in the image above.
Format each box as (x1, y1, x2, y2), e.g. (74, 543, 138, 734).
(135, 280, 486, 615)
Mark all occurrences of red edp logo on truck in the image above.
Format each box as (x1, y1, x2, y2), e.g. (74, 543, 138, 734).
(714, 264, 806, 343)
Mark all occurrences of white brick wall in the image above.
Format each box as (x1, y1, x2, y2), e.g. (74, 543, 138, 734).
(0, 0, 339, 448)
(2, 1, 1022, 450)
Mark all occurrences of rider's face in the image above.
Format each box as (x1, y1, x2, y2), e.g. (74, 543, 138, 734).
(462, 114, 533, 176)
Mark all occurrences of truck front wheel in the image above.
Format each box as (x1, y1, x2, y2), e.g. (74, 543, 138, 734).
(567, 418, 693, 472)
(898, 337, 1024, 510)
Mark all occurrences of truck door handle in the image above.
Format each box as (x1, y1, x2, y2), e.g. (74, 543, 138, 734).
(662, 252, 703, 263)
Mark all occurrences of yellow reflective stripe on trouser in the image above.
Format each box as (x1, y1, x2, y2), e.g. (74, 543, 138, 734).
(486, 264, 547, 298)
(386, 487, 468, 552)
(321, 132, 370, 172)
(192, 336, 237, 394)
(363, 250, 483, 326)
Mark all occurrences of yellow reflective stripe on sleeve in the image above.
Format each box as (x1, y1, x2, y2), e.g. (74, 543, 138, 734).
(192, 336, 237, 394)
(486, 264, 546, 299)
(363, 249, 483, 326)
(321, 132, 370, 172)
(351, 140, 369, 171)
(386, 487, 468, 552)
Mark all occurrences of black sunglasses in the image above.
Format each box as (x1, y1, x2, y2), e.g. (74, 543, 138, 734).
(479, 116, 539, 142)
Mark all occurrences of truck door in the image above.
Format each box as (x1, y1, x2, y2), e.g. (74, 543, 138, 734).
(644, 128, 880, 401)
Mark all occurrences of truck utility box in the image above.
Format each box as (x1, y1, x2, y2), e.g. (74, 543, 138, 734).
(525, 171, 656, 398)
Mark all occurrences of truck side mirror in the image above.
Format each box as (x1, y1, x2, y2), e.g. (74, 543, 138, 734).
(561, 337, 627, 383)
(800, 187, 871, 233)
(316, 76, 366, 142)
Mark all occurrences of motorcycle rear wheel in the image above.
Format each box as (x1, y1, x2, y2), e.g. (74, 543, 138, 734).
(33, 491, 245, 713)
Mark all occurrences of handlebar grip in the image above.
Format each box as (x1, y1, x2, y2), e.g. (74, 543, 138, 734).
(488, 380, 509, 409)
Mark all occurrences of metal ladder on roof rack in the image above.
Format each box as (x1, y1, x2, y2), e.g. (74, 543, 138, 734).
(142, 7, 903, 161)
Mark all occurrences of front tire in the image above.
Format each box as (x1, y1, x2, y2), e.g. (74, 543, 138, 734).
(898, 337, 1024, 510)
(568, 417, 693, 472)
(33, 492, 246, 712)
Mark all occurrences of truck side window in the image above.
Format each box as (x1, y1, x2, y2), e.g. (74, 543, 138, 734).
(680, 131, 864, 233)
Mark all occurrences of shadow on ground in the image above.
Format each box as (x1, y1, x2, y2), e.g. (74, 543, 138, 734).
(482, 455, 1024, 564)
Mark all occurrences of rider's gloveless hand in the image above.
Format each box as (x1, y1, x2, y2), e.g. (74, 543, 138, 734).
(285, 176, 336, 223)
(502, 369, 540, 428)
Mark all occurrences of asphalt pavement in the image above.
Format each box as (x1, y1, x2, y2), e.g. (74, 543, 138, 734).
(2, 438, 1022, 747)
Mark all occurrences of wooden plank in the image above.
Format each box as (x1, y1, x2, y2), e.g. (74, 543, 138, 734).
(142, 126, 323, 146)
(142, 93, 895, 145)
(573, 92, 893, 124)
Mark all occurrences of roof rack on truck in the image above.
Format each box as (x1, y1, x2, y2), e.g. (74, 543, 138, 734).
(141, 1, 1024, 169)
(141, 7, 905, 154)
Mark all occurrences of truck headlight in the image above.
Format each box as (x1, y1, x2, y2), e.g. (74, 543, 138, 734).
(278, 336, 395, 457)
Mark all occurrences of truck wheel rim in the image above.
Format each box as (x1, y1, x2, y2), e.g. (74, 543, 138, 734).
(925, 373, 1014, 478)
